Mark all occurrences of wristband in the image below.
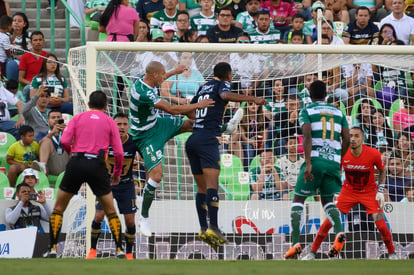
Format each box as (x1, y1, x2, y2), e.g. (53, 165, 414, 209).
(377, 184, 385, 193)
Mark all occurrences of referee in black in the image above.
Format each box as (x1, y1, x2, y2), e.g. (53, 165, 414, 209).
(48, 91, 125, 258)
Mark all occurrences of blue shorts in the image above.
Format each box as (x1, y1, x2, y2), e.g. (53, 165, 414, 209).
(96, 182, 137, 214)
(185, 133, 220, 174)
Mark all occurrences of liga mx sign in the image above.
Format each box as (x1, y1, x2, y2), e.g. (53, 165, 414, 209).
(0, 227, 37, 258)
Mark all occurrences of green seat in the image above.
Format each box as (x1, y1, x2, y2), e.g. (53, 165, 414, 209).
(0, 172, 10, 199)
(249, 154, 278, 170)
(351, 98, 383, 121)
(16, 171, 49, 191)
(339, 101, 347, 116)
(54, 172, 65, 199)
(219, 154, 249, 200)
(0, 132, 17, 171)
(388, 99, 404, 130)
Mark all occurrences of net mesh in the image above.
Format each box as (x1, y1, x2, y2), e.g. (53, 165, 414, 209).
(62, 44, 414, 260)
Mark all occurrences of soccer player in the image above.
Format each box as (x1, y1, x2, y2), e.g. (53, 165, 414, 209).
(48, 91, 124, 258)
(130, 61, 215, 237)
(185, 62, 266, 247)
(303, 127, 397, 260)
(86, 113, 139, 260)
(284, 80, 350, 259)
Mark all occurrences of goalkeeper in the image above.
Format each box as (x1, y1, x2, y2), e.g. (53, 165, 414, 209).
(86, 112, 140, 260)
(303, 127, 396, 260)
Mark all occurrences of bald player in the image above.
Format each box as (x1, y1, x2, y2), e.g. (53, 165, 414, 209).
(130, 61, 214, 237)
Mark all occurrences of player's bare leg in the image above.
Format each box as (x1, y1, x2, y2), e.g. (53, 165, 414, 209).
(203, 167, 229, 247)
(285, 195, 305, 259)
(48, 189, 74, 258)
(372, 213, 396, 259)
(140, 164, 163, 237)
(99, 192, 125, 258)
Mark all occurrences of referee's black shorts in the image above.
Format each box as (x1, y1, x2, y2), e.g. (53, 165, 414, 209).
(59, 156, 111, 197)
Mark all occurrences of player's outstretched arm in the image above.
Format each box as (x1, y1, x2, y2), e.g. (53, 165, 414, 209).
(341, 127, 350, 158)
(155, 98, 214, 115)
(220, 92, 266, 105)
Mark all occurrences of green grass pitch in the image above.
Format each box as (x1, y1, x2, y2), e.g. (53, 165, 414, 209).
(1, 259, 413, 275)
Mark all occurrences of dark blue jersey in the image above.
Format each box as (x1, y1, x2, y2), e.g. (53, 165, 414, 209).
(191, 79, 230, 136)
(106, 135, 139, 184)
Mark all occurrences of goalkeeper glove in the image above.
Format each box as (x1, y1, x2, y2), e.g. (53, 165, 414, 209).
(376, 184, 385, 210)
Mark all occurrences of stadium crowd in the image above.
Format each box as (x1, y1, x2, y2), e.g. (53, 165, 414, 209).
(0, 0, 413, 214)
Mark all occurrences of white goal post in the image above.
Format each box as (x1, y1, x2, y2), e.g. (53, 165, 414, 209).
(64, 42, 414, 260)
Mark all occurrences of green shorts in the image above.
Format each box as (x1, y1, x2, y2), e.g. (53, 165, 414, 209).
(133, 116, 184, 172)
(295, 158, 342, 199)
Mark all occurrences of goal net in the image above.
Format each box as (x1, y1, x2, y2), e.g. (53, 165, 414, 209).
(63, 42, 414, 260)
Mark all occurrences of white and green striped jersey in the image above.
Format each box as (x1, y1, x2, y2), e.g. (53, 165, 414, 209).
(235, 11, 256, 32)
(248, 28, 281, 44)
(150, 9, 177, 30)
(299, 101, 348, 164)
(190, 13, 217, 36)
(129, 79, 161, 136)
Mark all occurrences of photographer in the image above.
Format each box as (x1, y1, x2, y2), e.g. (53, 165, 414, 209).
(5, 182, 50, 231)
(29, 54, 72, 115)
(32, 110, 69, 175)
(21, 85, 50, 141)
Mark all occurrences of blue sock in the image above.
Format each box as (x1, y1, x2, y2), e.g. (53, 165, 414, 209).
(196, 193, 208, 230)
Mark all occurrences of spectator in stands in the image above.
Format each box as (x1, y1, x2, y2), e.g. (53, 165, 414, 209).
(191, 0, 216, 36)
(18, 168, 40, 195)
(206, 7, 243, 43)
(261, 0, 297, 36)
(136, 20, 151, 41)
(343, 63, 375, 107)
(31, 110, 69, 176)
(347, 0, 388, 23)
(18, 31, 48, 103)
(161, 52, 203, 102)
(195, 34, 209, 42)
(343, 6, 380, 44)
(353, 98, 375, 139)
(68, 0, 86, 28)
(161, 22, 178, 42)
(22, 87, 50, 141)
(150, 0, 178, 30)
(6, 79, 22, 117)
(289, 29, 305, 44)
(392, 97, 414, 135)
(325, 0, 349, 24)
(283, 13, 305, 43)
(7, 12, 31, 83)
(5, 182, 49, 231)
(321, 19, 344, 44)
(99, 0, 140, 42)
(298, 73, 316, 107)
(136, 0, 163, 23)
(0, 1, 9, 18)
(273, 94, 302, 155)
(304, 1, 330, 44)
(392, 131, 414, 173)
(401, 180, 414, 202)
(0, 82, 24, 139)
(367, 108, 395, 149)
(175, 10, 190, 39)
(249, 149, 284, 200)
(179, 0, 200, 17)
(378, 23, 398, 44)
(240, 101, 268, 170)
(7, 125, 39, 187)
(179, 28, 198, 42)
(29, 54, 72, 115)
(380, 0, 414, 45)
(85, 0, 110, 23)
(248, 9, 281, 43)
(276, 135, 304, 196)
(0, 15, 12, 79)
(385, 154, 410, 201)
(374, 56, 409, 99)
(265, 79, 286, 148)
(235, 0, 260, 32)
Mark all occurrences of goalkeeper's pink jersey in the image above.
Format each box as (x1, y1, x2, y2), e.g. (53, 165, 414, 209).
(342, 145, 385, 192)
(60, 110, 124, 177)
